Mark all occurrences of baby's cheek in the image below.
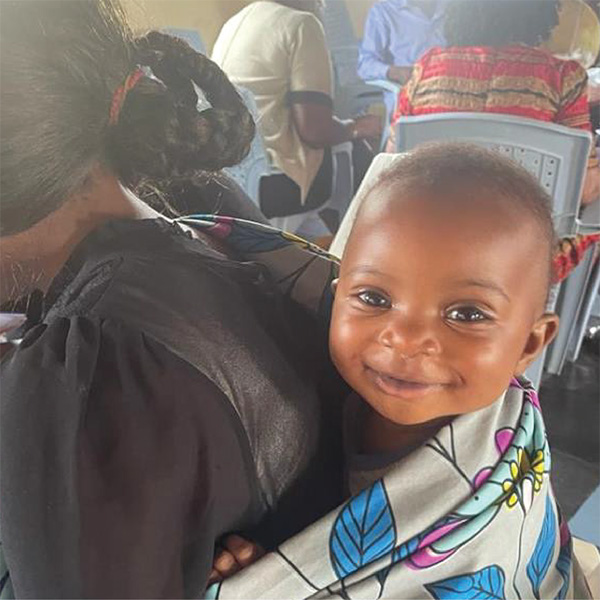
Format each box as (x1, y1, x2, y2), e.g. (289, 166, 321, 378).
(329, 314, 361, 371)
(460, 340, 519, 405)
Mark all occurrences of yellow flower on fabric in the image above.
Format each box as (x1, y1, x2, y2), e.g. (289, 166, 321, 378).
(530, 449, 544, 492)
(501, 447, 545, 510)
(502, 479, 519, 509)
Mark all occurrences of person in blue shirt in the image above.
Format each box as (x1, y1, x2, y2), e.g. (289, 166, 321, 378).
(358, 0, 446, 115)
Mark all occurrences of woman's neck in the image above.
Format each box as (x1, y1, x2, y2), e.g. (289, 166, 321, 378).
(0, 168, 161, 305)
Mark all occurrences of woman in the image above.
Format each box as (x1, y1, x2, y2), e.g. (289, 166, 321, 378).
(387, 0, 600, 205)
(0, 1, 344, 597)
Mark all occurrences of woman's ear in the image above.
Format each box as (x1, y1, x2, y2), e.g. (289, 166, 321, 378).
(330, 278, 339, 296)
(514, 313, 560, 375)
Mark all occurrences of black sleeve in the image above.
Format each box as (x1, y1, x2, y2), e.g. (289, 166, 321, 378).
(0, 317, 257, 598)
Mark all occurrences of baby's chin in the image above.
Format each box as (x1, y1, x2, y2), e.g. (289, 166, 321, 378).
(369, 399, 456, 428)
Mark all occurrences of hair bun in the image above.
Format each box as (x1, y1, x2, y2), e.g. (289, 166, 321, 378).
(108, 31, 255, 184)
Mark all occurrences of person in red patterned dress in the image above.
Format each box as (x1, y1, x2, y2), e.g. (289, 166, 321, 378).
(387, 0, 599, 206)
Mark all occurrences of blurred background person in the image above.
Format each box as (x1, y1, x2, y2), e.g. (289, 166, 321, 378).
(358, 0, 446, 116)
(212, 0, 382, 237)
(387, 0, 600, 206)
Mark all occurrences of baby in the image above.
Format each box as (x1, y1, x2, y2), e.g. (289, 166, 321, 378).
(329, 143, 558, 490)
(210, 144, 583, 598)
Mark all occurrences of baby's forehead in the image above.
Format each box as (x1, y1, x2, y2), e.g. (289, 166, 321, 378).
(357, 181, 526, 232)
(348, 181, 551, 277)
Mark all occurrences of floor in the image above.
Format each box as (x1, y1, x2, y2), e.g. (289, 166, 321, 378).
(540, 329, 599, 542)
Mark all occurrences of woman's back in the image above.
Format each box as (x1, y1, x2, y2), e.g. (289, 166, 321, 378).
(0, 217, 343, 597)
(394, 44, 591, 130)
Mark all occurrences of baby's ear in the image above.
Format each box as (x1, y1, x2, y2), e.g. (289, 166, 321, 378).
(514, 313, 560, 376)
(330, 278, 339, 296)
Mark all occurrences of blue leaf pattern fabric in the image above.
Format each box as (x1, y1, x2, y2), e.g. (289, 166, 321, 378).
(393, 536, 420, 562)
(527, 495, 557, 599)
(329, 480, 396, 578)
(424, 565, 506, 599)
(555, 542, 572, 600)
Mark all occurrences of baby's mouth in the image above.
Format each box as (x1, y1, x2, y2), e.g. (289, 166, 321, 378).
(364, 366, 447, 399)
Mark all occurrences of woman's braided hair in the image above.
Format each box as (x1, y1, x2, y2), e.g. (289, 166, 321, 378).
(0, 0, 255, 236)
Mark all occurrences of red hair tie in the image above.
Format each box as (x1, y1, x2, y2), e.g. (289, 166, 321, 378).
(108, 67, 145, 126)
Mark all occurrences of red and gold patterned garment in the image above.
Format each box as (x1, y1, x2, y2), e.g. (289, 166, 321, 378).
(392, 44, 592, 129)
(388, 44, 598, 199)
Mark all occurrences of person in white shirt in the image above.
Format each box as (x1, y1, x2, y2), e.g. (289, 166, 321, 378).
(212, 0, 381, 235)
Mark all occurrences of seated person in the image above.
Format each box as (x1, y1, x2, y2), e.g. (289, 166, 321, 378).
(387, 0, 600, 206)
(207, 143, 589, 599)
(212, 0, 381, 234)
(358, 0, 446, 116)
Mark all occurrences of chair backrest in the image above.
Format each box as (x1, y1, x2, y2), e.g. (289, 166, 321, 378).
(162, 28, 206, 54)
(223, 86, 270, 204)
(322, 0, 358, 51)
(330, 45, 363, 88)
(395, 112, 592, 237)
(327, 45, 384, 118)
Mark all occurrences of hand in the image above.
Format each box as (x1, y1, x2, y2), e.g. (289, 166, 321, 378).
(588, 80, 600, 105)
(208, 534, 265, 584)
(352, 114, 383, 140)
(581, 163, 600, 206)
(387, 65, 413, 84)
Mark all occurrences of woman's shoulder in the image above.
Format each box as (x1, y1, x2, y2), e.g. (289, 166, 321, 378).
(498, 45, 587, 78)
(45, 218, 240, 326)
(1, 314, 216, 399)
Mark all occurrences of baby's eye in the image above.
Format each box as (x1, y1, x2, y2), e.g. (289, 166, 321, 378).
(356, 290, 391, 309)
(446, 306, 490, 323)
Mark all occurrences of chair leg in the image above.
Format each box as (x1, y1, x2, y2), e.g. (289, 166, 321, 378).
(545, 246, 597, 375)
(566, 255, 600, 363)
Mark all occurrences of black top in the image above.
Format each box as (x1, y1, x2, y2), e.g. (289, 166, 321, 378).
(0, 218, 344, 598)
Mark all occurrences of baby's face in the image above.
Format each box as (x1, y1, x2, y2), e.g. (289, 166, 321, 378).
(329, 186, 557, 425)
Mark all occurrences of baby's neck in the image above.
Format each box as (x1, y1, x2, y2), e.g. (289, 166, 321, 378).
(360, 405, 453, 456)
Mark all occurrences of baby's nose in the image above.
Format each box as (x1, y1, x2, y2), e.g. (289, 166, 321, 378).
(377, 313, 441, 357)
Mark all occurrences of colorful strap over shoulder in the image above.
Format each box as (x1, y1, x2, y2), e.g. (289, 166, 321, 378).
(178, 215, 340, 322)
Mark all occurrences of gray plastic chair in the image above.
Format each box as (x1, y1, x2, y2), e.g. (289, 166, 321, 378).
(223, 86, 270, 204)
(545, 244, 600, 374)
(365, 79, 402, 149)
(329, 46, 383, 119)
(395, 112, 592, 238)
(268, 142, 355, 240)
(321, 0, 358, 49)
(321, 1, 383, 118)
(226, 87, 354, 238)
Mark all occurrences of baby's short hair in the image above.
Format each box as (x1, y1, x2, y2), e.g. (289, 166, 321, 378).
(368, 142, 556, 288)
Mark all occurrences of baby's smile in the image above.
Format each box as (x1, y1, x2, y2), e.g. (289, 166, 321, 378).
(363, 363, 449, 400)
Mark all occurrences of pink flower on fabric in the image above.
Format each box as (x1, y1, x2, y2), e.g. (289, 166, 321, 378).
(559, 518, 571, 547)
(495, 428, 515, 454)
(407, 520, 464, 569)
(473, 467, 494, 489)
(526, 388, 542, 411)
